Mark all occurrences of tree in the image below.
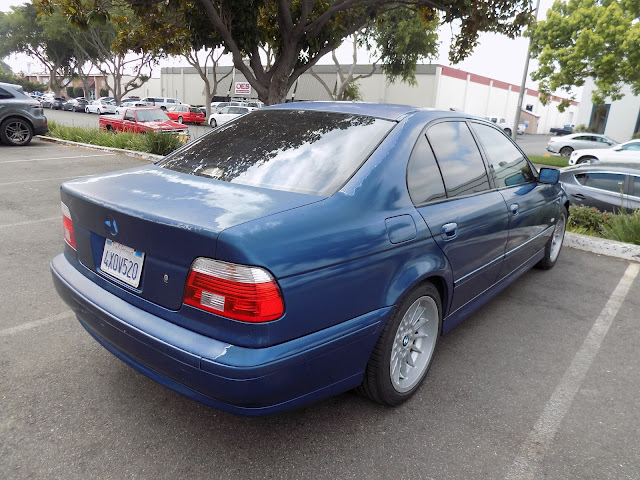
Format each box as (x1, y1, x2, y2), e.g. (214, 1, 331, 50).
(42, 0, 532, 105)
(68, 10, 155, 104)
(530, 0, 640, 109)
(0, 4, 75, 95)
(182, 48, 233, 118)
(311, 6, 439, 100)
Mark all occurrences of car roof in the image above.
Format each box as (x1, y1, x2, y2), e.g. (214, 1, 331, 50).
(260, 101, 485, 123)
(562, 162, 640, 174)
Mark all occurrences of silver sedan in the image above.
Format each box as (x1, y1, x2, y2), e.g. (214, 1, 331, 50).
(546, 133, 618, 157)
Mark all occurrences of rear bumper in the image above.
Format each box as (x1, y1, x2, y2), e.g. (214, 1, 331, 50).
(51, 253, 388, 416)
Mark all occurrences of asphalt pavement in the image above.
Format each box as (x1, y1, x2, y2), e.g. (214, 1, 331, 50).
(1, 139, 639, 480)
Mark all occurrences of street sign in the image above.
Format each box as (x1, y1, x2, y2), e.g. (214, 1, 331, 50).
(234, 82, 251, 95)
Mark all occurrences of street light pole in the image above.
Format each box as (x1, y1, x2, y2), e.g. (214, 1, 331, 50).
(512, 0, 542, 140)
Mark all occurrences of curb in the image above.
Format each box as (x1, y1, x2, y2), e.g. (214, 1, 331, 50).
(34, 135, 640, 264)
(36, 135, 164, 163)
(564, 232, 640, 263)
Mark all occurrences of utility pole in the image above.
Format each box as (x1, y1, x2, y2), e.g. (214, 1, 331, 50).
(512, 0, 542, 140)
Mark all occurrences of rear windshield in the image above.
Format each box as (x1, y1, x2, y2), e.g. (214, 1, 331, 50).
(158, 109, 395, 196)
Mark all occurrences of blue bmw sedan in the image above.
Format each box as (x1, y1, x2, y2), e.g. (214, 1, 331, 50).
(51, 102, 569, 415)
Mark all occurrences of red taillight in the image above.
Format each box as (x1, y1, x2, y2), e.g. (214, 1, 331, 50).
(61, 202, 76, 249)
(183, 258, 284, 322)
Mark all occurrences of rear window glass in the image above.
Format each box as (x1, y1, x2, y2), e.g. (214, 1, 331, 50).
(158, 110, 394, 196)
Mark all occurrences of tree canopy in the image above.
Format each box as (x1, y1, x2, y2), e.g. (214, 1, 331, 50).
(42, 0, 533, 104)
(530, 0, 640, 108)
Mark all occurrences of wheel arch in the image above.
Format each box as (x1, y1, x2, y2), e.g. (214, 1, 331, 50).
(1, 115, 35, 131)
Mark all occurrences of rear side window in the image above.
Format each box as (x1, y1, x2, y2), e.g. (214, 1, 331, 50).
(575, 172, 625, 193)
(407, 134, 446, 205)
(632, 176, 640, 197)
(158, 110, 394, 196)
(0, 87, 14, 99)
(471, 122, 535, 188)
(427, 121, 490, 197)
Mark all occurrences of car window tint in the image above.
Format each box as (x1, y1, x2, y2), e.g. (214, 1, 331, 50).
(158, 110, 395, 196)
(471, 122, 535, 188)
(407, 134, 446, 205)
(575, 173, 625, 193)
(623, 143, 640, 151)
(632, 176, 640, 197)
(0, 87, 14, 99)
(574, 136, 587, 141)
(427, 121, 490, 197)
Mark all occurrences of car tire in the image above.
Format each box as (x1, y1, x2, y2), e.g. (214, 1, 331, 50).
(178, 116, 183, 124)
(210, 118, 217, 127)
(85, 107, 90, 114)
(577, 156, 597, 164)
(536, 207, 567, 270)
(358, 282, 441, 406)
(559, 146, 573, 157)
(504, 128, 512, 136)
(0, 117, 34, 146)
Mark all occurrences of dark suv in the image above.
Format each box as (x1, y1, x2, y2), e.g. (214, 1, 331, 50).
(0, 82, 48, 146)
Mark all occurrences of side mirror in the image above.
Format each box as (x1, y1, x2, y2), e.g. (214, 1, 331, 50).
(613, 146, 622, 151)
(539, 167, 560, 185)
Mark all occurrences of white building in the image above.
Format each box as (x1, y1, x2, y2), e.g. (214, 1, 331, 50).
(575, 79, 640, 143)
(154, 64, 577, 134)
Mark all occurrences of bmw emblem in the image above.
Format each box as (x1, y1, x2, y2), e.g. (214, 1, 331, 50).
(403, 336, 409, 347)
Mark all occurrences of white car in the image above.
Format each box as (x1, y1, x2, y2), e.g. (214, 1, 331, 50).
(208, 106, 256, 127)
(484, 116, 525, 135)
(568, 139, 640, 165)
(547, 133, 617, 157)
(85, 99, 117, 115)
(115, 101, 148, 114)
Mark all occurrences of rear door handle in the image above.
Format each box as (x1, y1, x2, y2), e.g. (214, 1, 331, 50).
(510, 203, 519, 215)
(441, 222, 458, 240)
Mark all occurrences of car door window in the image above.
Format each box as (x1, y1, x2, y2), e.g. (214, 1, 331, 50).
(573, 136, 589, 141)
(407, 134, 446, 205)
(0, 87, 14, 99)
(426, 121, 490, 197)
(125, 111, 136, 121)
(471, 123, 535, 188)
(622, 143, 640, 151)
(632, 176, 640, 197)
(575, 173, 625, 193)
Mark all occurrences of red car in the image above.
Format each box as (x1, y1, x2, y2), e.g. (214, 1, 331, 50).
(99, 107, 189, 137)
(165, 105, 206, 124)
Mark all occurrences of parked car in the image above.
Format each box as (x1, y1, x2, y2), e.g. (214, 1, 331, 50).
(0, 81, 48, 146)
(85, 99, 117, 115)
(210, 101, 250, 113)
(550, 124, 575, 136)
(568, 139, 640, 165)
(165, 105, 206, 124)
(546, 133, 617, 157)
(51, 102, 568, 416)
(484, 116, 525, 135)
(41, 96, 65, 109)
(559, 162, 640, 212)
(63, 98, 89, 112)
(115, 101, 148, 114)
(141, 96, 182, 110)
(99, 106, 190, 137)
(208, 105, 255, 127)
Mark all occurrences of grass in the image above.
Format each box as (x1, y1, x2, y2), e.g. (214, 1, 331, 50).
(567, 205, 640, 245)
(529, 155, 569, 168)
(44, 121, 186, 156)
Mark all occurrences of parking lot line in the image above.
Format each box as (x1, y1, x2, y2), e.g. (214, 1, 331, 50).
(0, 176, 87, 187)
(1, 154, 116, 164)
(0, 311, 75, 338)
(0, 217, 60, 229)
(506, 262, 640, 480)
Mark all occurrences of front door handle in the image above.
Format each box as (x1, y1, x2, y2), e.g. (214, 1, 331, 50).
(572, 193, 586, 200)
(441, 222, 458, 240)
(510, 203, 519, 215)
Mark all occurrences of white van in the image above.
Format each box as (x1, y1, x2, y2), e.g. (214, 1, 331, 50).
(141, 97, 182, 110)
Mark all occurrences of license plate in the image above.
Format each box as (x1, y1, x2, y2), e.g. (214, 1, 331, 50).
(100, 239, 145, 288)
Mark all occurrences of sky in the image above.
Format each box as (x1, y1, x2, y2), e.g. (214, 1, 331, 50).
(1, 0, 563, 93)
